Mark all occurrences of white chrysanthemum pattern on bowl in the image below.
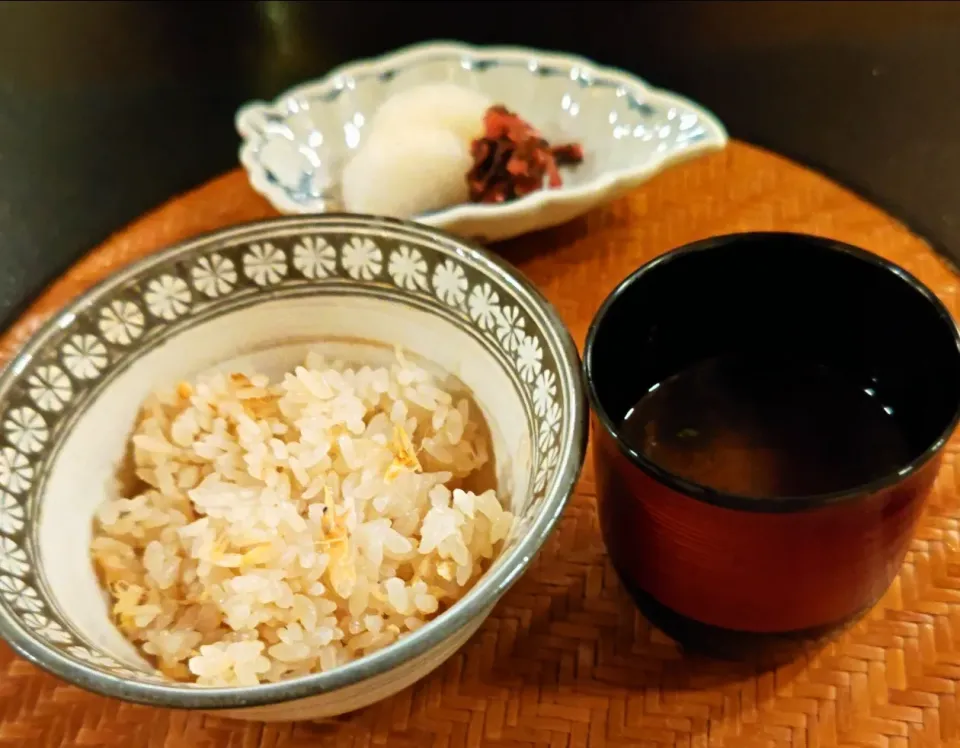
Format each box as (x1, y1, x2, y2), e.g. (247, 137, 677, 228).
(67, 646, 123, 669)
(342, 237, 382, 280)
(515, 334, 544, 383)
(388, 246, 428, 291)
(433, 259, 468, 308)
(0, 536, 28, 577)
(467, 283, 501, 331)
(292, 237, 337, 280)
(145, 276, 192, 321)
(532, 370, 557, 417)
(22, 613, 72, 644)
(62, 334, 108, 380)
(191, 253, 237, 298)
(0, 448, 32, 495)
(495, 306, 526, 353)
(534, 446, 561, 492)
(0, 576, 42, 613)
(244, 243, 288, 286)
(3, 407, 47, 454)
(0, 493, 24, 535)
(538, 401, 563, 452)
(98, 300, 145, 346)
(27, 365, 73, 413)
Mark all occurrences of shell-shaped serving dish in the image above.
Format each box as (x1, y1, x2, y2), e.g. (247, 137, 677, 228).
(236, 41, 728, 242)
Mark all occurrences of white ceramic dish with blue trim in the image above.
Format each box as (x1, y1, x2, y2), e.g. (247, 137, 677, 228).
(0, 214, 587, 720)
(236, 41, 728, 242)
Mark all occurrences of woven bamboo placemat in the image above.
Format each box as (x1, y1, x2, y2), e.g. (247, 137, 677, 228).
(1, 141, 958, 748)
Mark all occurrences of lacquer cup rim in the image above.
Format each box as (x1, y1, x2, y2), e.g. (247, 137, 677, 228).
(582, 231, 960, 514)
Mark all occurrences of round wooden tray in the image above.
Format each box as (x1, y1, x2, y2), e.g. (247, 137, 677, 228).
(2, 141, 958, 748)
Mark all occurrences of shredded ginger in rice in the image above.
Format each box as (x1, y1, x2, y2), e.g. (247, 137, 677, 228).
(91, 350, 514, 686)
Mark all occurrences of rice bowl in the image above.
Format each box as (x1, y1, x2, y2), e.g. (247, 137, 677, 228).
(0, 215, 586, 719)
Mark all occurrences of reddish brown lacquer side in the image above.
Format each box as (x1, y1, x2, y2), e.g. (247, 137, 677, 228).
(592, 413, 939, 633)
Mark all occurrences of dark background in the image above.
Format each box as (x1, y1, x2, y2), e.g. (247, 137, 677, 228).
(1, 0, 960, 329)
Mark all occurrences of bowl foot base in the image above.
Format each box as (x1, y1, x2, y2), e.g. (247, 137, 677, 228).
(613, 564, 868, 665)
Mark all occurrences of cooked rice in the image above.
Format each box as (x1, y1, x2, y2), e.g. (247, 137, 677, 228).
(91, 350, 513, 686)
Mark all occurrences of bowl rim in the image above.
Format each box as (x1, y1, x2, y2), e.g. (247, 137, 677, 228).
(0, 213, 588, 709)
(234, 39, 728, 225)
(583, 231, 960, 513)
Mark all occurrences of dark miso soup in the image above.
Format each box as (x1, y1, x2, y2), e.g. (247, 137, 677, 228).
(619, 354, 913, 498)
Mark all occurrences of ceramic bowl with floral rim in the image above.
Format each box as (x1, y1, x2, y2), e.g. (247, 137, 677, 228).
(0, 214, 586, 720)
(236, 41, 728, 242)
